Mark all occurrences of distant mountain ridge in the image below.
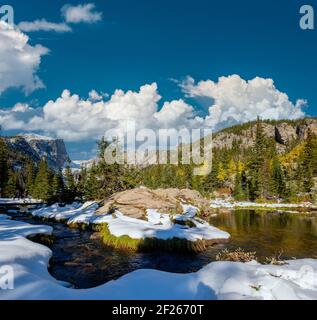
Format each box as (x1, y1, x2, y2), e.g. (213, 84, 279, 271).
(212, 117, 317, 153)
(4, 133, 69, 170)
(3, 117, 316, 171)
(81, 117, 317, 167)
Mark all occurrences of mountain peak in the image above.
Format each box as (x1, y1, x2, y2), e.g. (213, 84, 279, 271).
(4, 134, 69, 170)
(18, 133, 55, 142)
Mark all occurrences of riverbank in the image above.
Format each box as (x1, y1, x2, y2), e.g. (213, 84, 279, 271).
(1, 213, 317, 300)
(28, 202, 230, 253)
(210, 199, 317, 212)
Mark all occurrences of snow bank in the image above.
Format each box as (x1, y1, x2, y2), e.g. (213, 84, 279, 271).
(0, 198, 42, 205)
(97, 209, 230, 242)
(30, 202, 97, 222)
(1, 214, 317, 300)
(210, 199, 317, 210)
(31, 203, 230, 242)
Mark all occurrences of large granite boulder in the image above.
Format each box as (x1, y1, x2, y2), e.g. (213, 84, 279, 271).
(97, 187, 211, 219)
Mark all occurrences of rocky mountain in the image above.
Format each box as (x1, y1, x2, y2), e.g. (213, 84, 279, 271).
(4, 133, 69, 170)
(212, 118, 317, 153)
(87, 118, 317, 167)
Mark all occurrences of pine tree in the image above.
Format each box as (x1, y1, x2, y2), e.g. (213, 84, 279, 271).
(270, 157, 286, 198)
(248, 117, 267, 200)
(0, 136, 8, 197)
(84, 163, 100, 200)
(201, 153, 223, 194)
(297, 129, 315, 194)
(97, 137, 111, 159)
(64, 162, 77, 203)
(77, 166, 88, 200)
(311, 134, 317, 176)
(233, 171, 245, 200)
(52, 171, 65, 203)
(25, 161, 36, 197)
(3, 170, 17, 198)
(32, 158, 54, 202)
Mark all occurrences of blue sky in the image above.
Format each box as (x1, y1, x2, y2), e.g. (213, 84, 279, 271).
(0, 0, 316, 159)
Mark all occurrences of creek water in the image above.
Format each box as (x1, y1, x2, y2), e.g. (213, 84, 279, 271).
(2, 208, 317, 289)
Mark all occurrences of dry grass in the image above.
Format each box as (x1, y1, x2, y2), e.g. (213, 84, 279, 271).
(264, 250, 288, 265)
(216, 248, 257, 263)
(99, 223, 213, 253)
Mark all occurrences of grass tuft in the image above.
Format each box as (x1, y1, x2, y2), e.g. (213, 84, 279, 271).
(99, 223, 218, 253)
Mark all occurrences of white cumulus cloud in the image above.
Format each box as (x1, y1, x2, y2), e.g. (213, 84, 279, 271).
(62, 3, 102, 24)
(0, 21, 49, 95)
(0, 84, 205, 142)
(26, 84, 162, 141)
(0, 103, 40, 130)
(18, 19, 72, 33)
(154, 99, 202, 129)
(0, 77, 307, 144)
(181, 75, 306, 130)
(88, 89, 108, 101)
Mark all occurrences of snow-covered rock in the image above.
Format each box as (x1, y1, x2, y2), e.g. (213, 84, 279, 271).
(31, 202, 230, 242)
(96, 188, 212, 219)
(20, 133, 54, 142)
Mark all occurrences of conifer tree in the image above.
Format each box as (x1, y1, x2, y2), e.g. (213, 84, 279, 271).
(97, 137, 110, 159)
(0, 130, 8, 197)
(52, 171, 65, 203)
(0, 148, 8, 197)
(270, 157, 286, 198)
(248, 117, 267, 200)
(64, 162, 77, 202)
(25, 161, 36, 197)
(3, 170, 17, 198)
(77, 166, 88, 200)
(233, 172, 244, 200)
(84, 163, 100, 200)
(297, 129, 315, 194)
(32, 158, 54, 202)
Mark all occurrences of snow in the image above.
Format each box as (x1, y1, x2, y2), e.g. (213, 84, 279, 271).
(18, 133, 54, 142)
(1, 213, 317, 300)
(0, 215, 52, 240)
(100, 210, 230, 241)
(67, 202, 101, 224)
(30, 202, 100, 223)
(31, 202, 230, 242)
(210, 199, 317, 209)
(68, 159, 96, 172)
(0, 198, 43, 205)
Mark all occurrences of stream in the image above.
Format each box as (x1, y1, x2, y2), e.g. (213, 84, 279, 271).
(1, 207, 317, 289)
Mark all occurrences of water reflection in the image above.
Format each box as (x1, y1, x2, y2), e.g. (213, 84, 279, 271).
(2, 208, 317, 289)
(210, 210, 317, 260)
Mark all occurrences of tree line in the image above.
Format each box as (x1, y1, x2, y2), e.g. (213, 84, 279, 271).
(1, 118, 316, 203)
(139, 118, 317, 203)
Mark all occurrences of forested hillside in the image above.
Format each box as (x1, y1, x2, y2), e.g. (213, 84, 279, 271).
(0, 132, 71, 201)
(140, 117, 317, 202)
(1, 117, 317, 203)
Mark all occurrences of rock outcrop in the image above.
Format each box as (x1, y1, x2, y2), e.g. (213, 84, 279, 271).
(97, 187, 211, 219)
(212, 118, 317, 153)
(4, 134, 69, 170)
